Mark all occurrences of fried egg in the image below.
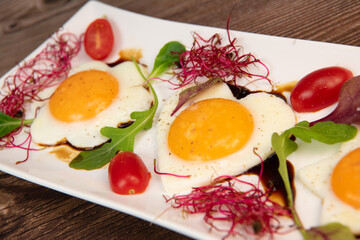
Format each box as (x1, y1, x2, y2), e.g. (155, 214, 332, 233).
(30, 61, 153, 149)
(157, 82, 296, 193)
(298, 125, 360, 234)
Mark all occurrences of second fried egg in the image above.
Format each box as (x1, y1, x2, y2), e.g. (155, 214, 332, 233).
(157, 82, 296, 193)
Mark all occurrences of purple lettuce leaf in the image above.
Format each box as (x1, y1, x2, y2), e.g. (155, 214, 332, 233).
(311, 76, 360, 125)
(171, 78, 222, 116)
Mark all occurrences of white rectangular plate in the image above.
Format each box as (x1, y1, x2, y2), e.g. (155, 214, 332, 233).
(1, 1, 360, 239)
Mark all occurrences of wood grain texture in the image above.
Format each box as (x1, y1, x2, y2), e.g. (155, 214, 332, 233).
(0, 0, 360, 239)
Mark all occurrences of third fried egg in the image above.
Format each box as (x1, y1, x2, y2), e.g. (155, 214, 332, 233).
(298, 125, 360, 234)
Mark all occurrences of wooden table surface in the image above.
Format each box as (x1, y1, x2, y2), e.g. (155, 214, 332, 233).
(0, 0, 360, 239)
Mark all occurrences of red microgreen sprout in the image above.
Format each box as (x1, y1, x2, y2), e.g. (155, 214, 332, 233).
(0, 31, 81, 117)
(0, 31, 82, 161)
(165, 176, 292, 239)
(168, 29, 272, 89)
(164, 150, 293, 239)
(153, 159, 191, 178)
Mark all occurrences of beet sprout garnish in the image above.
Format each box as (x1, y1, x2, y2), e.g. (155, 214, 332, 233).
(0, 31, 82, 117)
(165, 175, 292, 239)
(165, 150, 292, 239)
(252, 147, 264, 190)
(169, 30, 272, 89)
(0, 31, 81, 160)
(153, 159, 191, 178)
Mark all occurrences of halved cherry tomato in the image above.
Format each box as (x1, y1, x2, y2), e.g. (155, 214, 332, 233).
(290, 66, 353, 112)
(84, 18, 114, 60)
(108, 152, 151, 195)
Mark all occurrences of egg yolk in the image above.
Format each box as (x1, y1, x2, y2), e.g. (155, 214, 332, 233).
(168, 98, 254, 161)
(331, 147, 360, 209)
(49, 70, 119, 122)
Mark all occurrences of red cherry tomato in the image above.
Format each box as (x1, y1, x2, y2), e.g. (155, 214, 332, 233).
(108, 152, 151, 195)
(84, 18, 114, 60)
(290, 66, 353, 112)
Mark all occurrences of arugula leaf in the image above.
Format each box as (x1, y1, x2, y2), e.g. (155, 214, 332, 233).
(69, 93, 157, 170)
(69, 41, 185, 170)
(271, 121, 357, 239)
(149, 41, 185, 79)
(271, 121, 357, 204)
(306, 223, 355, 240)
(0, 112, 33, 138)
(291, 121, 357, 144)
(271, 131, 297, 207)
(272, 121, 356, 206)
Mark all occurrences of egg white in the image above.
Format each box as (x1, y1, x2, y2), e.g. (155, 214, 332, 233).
(157, 82, 296, 194)
(298, 125, 360, 234)
(30, 61, 153, 149)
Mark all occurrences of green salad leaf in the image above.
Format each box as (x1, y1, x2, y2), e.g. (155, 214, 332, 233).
(271, 120, 357, 239)
(69, 41, 185, 170)
(271, 131, 297, 206)
(149, 41, 185, 79)
(0, 112, 33, 138)
(306, 223, 355, 240)
(272, 120, 357, 207)
(289, 121, 357, 144)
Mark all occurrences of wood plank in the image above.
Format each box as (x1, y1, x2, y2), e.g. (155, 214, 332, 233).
(0, 0, 360, 239)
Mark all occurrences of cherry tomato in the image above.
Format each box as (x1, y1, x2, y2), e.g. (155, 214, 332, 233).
(108, 152, 151, 195)
(84, 18, 114, 60)
(290, 66, 353, 112)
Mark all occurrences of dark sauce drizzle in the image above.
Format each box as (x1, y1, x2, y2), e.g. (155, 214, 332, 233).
(227, 83, 295, 206)
(107, 58, 126, 67)
(42, 121, 134, 151)
(240, 154, 295, 207)
(226, 82, 287, 102)
(226, 83, 252, 99)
